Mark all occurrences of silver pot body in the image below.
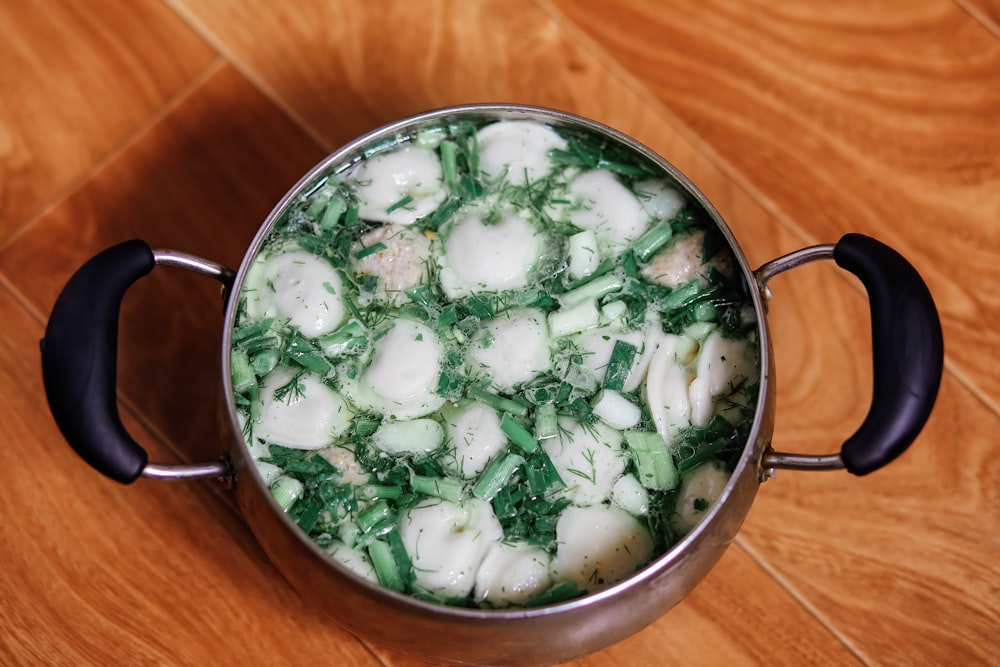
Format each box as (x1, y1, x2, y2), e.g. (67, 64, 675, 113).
(219, 105, 778, 666)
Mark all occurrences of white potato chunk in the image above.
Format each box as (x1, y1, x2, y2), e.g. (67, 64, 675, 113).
(399, 498, 503, 599)
(467, 308, 551, 392)
(688, 331, 757, 428)
(610, 474, 650, 516)
(438, 213, 544, 298)
(349, 320, 446, 420)
(641, 230, 733, 290)
(352, 224, 431, 307)
(671, 461, 730, 535)
(351, 146, 446, 225)
(542, 418, 625, 506)
(244, 249, 346, 338)
(476, 120, 568, 184)
(327, 542, 378, 584)
(474, 542, 552, 608)
(440, 401, 507, 479)
(634, 179, 685, 221)
(560, 169, 650, 253)
(550, 505, 654, 592)
(256, 366, 352, 450)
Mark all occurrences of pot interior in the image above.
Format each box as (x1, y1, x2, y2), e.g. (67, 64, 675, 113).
(221, 104, 770, 619)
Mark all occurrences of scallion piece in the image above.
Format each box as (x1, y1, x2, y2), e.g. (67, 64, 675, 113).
(230, 349, 255, 393)
(411, 474, 464, 503)
(317, 321, 368, 358)
(632, 221, 674, 262)
(440, 140, 459, 195)
(559, 273, 623, 307)
(357, 484, 403, 501)
(354, 241, 389, 260)
(602, 340, 638, 391)
(357, 500, 395, 534)
(534, 403, 559, 441)
(385, 195, 414, 214)
(500, 413, 538, 453)
(473, 452, 526, 501)
(624, 431, 679, 491)
(320, 194, 347, 230)
(269, 475, 304, 511)
(368, 539, 406, 592)
(468, 387, 530, 417)
(251, 348, 280, 377)
(662, 280, 703, 310)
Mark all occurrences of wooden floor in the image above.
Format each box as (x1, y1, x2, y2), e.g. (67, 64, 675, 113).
(1, 1, 997, 665)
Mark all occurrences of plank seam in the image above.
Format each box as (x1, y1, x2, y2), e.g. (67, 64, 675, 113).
(0, 57, 228, 257)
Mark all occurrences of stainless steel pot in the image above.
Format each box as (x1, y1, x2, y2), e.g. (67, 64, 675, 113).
(41, 104, 944, 666)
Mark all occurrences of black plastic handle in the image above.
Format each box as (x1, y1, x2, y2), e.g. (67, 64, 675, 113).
(41, 240, 156, 484)
(833, 233, 944, 475)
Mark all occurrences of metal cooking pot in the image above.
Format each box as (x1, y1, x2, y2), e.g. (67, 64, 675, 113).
(40, 104, 943, 666)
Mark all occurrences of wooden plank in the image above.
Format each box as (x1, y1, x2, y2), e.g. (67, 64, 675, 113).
(544, 0, 1000, 411)
(0, 64, 327, 469)
(0, 286, 379, 666)
(0, 0, 217, 239)
(956, 0, 1000, 35)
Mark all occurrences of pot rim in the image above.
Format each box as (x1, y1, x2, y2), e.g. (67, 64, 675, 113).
(220, 103, 773, 619)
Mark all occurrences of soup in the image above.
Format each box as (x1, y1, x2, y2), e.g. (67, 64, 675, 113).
(230, 118, 760, 608)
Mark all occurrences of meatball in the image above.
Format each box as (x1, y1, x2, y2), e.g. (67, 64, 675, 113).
(640, 229, 732, 290)
(352, 223, 432, 306)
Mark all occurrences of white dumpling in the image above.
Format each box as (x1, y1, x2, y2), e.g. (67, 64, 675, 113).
(349, 320, 446, 420)
(634, 179, 684, 221)
(671, 461, 729, 535)
(474, 542, 552, 608)
(351, 224, 432, 307)
(558, 169, 650, 253)
(351, 146, 446, 225)
(440, 401, 507, 479)
(644, 334, 699, 444)
(541, 418, 625, 506)
(256, 367, 352, 450)
(399, 498, 503, 599)
(550, 505, 654, 592)
(476, 120, 568, 184)
(688, 331, 757, 428)
(244, 249, 347, 338)
(437, 213, 544, 298)
(467, 308, 551, 392)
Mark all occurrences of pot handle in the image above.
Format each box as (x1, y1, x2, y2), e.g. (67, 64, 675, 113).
(40, 239, 235, 484)
(755, 233, 943, 475)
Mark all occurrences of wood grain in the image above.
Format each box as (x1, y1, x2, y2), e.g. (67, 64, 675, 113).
(0, 0, 996, 665)
(0, 0, 216, 241)
(958, 0, 1000, 34)
(544, 0, 1000, 412)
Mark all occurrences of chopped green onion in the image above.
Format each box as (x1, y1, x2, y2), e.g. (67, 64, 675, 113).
(357, 500, 396, 534)
(368, 540, 406, 592)
(320, 195, 347, 230)
(624, 431, 679, 490)
(385, 195, 414, 214)
(500, 413, 538, 453)
(590, 389, 642, 430)
(663, 280, 703, 310)
(602, 340, 638, 391)
(548, 299, 600, 338)
(560, 273, 623, 307)
(632, 221, 674, 262)
(251, 348, 280, 376)
(269, 475, 304, 511)
(357, 484, 403, 501)
(473, 452, 526, 501)
(232, 318, 274, 346)
(440, 140, 459, 195)
(285, 333, 332, 374)
(468, 387, 530, 417)
(534, 404, 559, 441)
(230, 349, 255, 393)
(354, 241, 389, 260)
(411, 474, 464, 503)
(317, 321, 368, 358)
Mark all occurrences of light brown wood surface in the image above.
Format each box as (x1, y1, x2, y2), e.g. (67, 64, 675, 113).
(0, 2, 995, 666)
